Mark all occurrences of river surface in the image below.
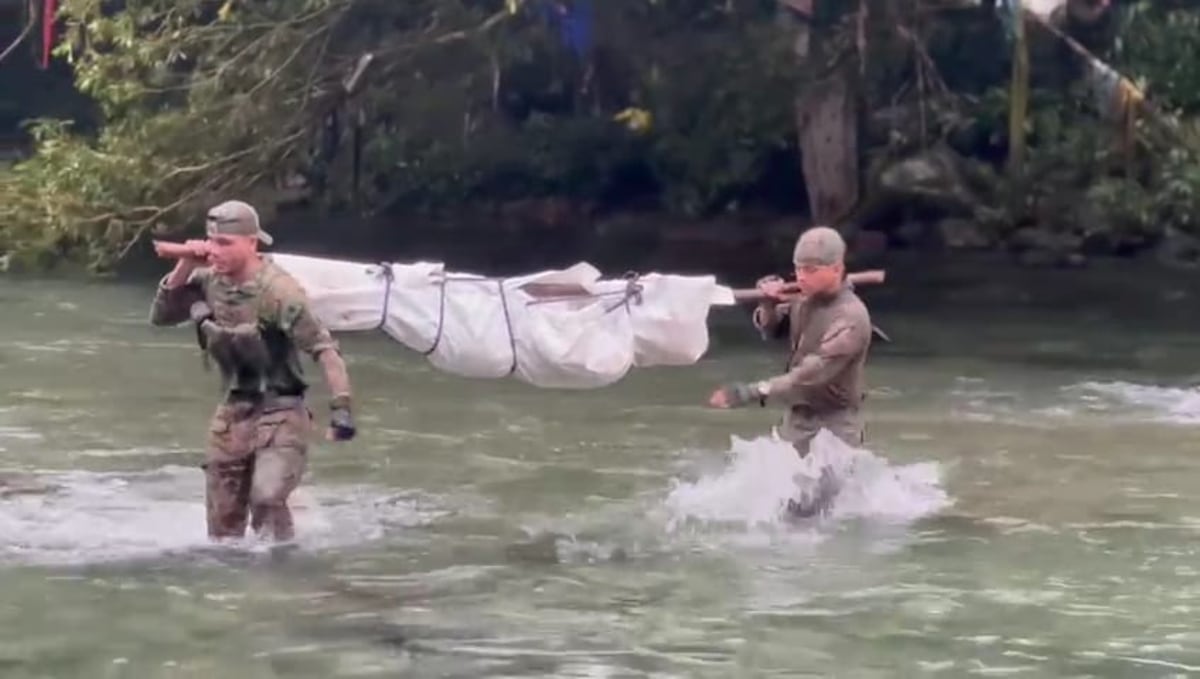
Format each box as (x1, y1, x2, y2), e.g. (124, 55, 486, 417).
(1, 264, 1200, 678)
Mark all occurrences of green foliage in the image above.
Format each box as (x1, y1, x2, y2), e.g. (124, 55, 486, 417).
(343, 1, 799, 216)
(640, 23, 798, 215)
(1115, 5, 1200, 114)
(1154, 141, 1200, 235)
(1091, 5, 1200, 245)
(5, 0, 1200, 271)
(927, 4, 1200, 256)
(1, 0, 377, 270)
(0, 0, 801, 270)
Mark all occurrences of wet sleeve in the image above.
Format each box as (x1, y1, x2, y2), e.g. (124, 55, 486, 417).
(274, 285, 353, 403)
(752, 301, 792, 341)
(762, 313, 869, 401)
(275, 289, 339, 360)
(149, 268, 208, 326)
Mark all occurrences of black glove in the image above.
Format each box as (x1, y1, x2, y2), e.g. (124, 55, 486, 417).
(720, 382, 764, 408)
(330, 398, 356, 441)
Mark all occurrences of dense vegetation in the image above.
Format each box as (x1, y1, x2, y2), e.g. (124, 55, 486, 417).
(0, 0, 1197, 272)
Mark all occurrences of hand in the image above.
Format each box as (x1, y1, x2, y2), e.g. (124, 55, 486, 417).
(708, 387, 731, 409)
(707, 382, 762, 409)
(326, 405, 356, 442)
(756, 275, 787, 301)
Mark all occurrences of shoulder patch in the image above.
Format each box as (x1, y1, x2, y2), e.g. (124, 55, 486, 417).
(280, 300, 304, 331)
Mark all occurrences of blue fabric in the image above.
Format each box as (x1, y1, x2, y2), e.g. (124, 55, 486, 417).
(534, 0, 593, 57)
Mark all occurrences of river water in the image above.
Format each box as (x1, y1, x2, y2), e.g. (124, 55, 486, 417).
(1, 261, 1199, 677)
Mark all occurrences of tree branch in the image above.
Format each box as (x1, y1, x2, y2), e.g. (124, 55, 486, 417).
(0, 0, 38, 66)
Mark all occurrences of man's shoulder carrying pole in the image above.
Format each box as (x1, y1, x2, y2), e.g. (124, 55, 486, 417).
(731, 269, 892, 343)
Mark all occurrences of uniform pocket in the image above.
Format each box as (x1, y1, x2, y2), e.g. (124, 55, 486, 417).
(256, 405, 311, 453)
(207, 406, 257, 460)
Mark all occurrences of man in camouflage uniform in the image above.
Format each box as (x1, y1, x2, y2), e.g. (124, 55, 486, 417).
(150, 200, 356, 543)
(708, 226, 873, 515)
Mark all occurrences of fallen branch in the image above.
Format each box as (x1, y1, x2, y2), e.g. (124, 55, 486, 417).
(372, 9, 511, 67)
(0, 0, 37, 66)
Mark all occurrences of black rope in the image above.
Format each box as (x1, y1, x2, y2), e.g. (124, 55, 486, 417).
(374, 263, 395, 330)
(524, 272, 645, 315)
(420, 276, 448, 356)
(602, 271, 643, 314)
(414, 270, 642, 376)
(497, 279, 518, 376)
(418, 272, 498, 358)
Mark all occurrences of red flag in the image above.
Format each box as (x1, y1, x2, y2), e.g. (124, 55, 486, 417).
(41, 0, 57, 69)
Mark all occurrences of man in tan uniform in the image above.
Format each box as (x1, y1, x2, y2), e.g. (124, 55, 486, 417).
(709, 226, 873, 515)
(150, 200, 356, 543)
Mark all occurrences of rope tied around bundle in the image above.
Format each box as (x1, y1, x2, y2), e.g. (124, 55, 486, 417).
(523, 271, 645, 315)
(379, 267, 649, 380)
(418, 272, 517, 376)
(372, 263, 395, 330)
(603, 271, 643, 314)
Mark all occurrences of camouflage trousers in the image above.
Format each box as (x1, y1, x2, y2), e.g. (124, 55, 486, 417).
(202, 397, 312, 542)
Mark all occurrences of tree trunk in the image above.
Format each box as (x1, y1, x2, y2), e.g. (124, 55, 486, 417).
(797, 68, 859, 225)
(790, 0, 860, 227)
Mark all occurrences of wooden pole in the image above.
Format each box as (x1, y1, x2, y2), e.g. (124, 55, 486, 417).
(730, 269, 886, 302)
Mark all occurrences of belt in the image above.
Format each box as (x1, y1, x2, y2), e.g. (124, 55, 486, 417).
(789, 403, 858, 419)
(226, 388, 306, 407)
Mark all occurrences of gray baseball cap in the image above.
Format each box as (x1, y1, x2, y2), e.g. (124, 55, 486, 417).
(205, 200, 273, 246)
(792, 226, 845, 266)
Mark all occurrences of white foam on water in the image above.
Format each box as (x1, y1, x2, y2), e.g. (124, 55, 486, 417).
(0, 465, 444, 567)
(1066, 381, 1200, 424)
(661, 429, 951, 536)
(0, 426, 44, 442)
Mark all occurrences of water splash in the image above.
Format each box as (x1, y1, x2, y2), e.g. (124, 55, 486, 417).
(1067, 381, 1200, 424)
(0, 465, 444, 567)
(661, 430, 951, 533)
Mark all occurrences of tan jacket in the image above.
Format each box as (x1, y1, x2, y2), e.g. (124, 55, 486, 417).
(753, 283, 872, 415)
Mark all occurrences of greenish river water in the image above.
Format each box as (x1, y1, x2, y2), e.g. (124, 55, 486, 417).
(1, 264, 1200, 678)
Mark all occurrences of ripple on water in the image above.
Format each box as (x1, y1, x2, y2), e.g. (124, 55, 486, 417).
(0, 427, 43, 442)
(0, 465, 450, 567)
(1064, 381, 1200, 424)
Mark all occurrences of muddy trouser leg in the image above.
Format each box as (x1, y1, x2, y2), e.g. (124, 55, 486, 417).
(249, 404, 312, 542)
(203, 403, 259, 540)
(782, 409, 864, 518)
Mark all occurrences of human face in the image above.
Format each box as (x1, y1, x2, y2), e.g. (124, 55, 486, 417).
(795, 261, 844, 296)
(205, 233, 258, 276)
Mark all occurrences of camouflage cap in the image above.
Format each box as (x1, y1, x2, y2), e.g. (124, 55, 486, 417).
(205, 200, 273, 246)
(792, 225, 845, 266)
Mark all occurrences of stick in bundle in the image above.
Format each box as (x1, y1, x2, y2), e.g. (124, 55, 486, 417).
(520, 270, 886, 303)
(518, 268, 892, 342)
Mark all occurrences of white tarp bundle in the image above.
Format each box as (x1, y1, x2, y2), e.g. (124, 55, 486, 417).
(268, 253, 737, 389)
